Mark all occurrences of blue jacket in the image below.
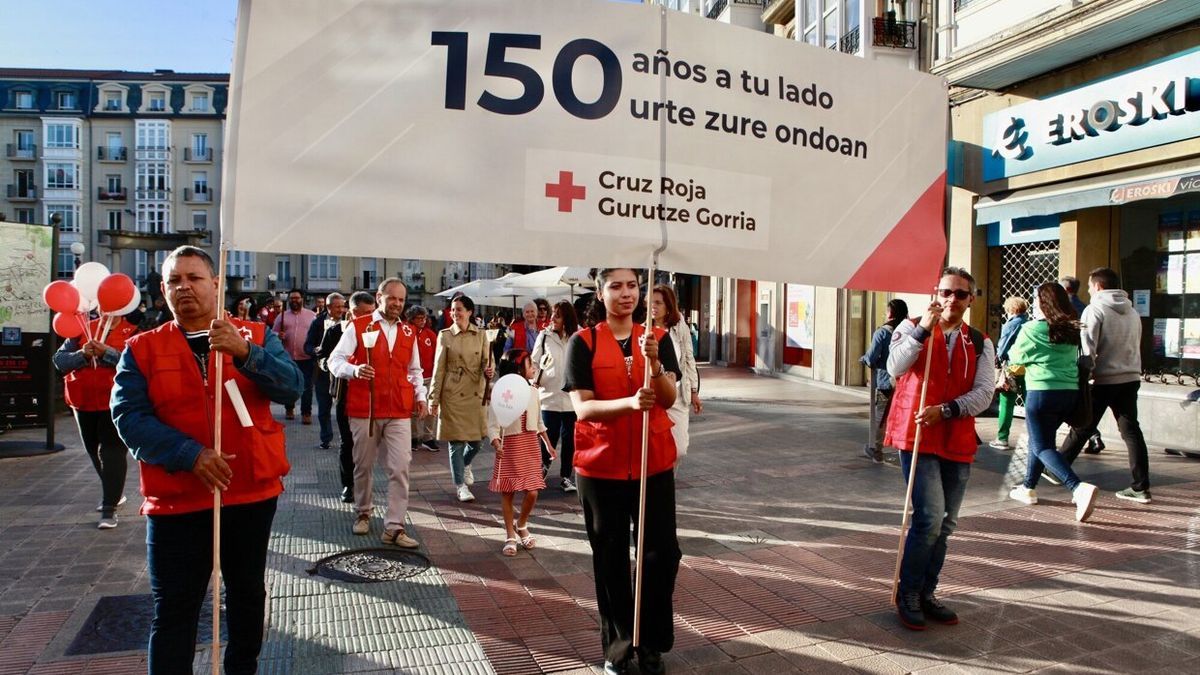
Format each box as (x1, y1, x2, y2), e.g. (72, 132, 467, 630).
(860, 324, 896, 391)
(996, 313, 1029, 363)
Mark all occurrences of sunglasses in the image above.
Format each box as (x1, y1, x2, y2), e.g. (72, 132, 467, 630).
(936, 288, 972, 301)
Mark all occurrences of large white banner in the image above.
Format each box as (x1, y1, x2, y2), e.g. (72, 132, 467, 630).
(223, 0, 947, 292)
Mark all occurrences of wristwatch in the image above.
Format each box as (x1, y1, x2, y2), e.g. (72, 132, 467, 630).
(940, 403, 952, 420)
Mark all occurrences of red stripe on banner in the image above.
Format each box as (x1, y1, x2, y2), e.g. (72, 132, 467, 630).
(844, 173, 947, 294)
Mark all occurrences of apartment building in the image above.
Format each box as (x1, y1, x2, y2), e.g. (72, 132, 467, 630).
(936, 0, 1200, 449)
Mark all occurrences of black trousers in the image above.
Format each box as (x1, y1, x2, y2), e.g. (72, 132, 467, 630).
(147, 498, 277, 675)
(336, 395, 354, 491)
(73, 409, 128, 511)
(577, 470, 681, 664)
(1060, 380, 1150, 492)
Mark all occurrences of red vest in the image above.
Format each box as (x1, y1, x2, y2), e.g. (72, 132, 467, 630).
(126, 319, 289, 515)
(573, 323, 676, 480)
(413, 325, 436, 379)
(509, 319, 531, 351)
(345, 314, 417, 418)
(63, 317, 137, 411)
(884, 322, 981, 463)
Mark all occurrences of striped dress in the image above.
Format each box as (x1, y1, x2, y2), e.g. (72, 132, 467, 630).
(489, 413, 546, 493)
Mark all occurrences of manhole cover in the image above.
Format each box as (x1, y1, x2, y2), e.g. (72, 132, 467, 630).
(307, 548, 430, 583)
(66, 593, 222, 656)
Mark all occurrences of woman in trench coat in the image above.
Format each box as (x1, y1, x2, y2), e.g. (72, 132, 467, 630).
(429, 295, 493, 502)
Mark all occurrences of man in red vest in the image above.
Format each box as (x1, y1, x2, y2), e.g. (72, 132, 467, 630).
(54, 314, 138, 528)
(885, 266, 995, 632)
(112, 245, 303, 674)
(504, 301, 540, 352)
(406, 305, 439, 452)
(328, 277, 427, 547)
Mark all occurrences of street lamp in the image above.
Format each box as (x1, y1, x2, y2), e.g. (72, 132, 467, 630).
(69, 241, 85, 270)
(267, 272, 277, 291)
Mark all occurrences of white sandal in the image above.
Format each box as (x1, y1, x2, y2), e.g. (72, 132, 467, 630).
(501, 538, 518, 557)
(514, 521, 535, 550)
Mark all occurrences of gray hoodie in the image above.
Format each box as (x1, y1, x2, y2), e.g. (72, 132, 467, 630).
(1081, 289, 1141, 385)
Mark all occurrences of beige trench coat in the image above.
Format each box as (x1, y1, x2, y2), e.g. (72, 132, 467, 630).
(429, 323, 489, 441)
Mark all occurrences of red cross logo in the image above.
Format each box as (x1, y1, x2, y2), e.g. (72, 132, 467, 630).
(502, 389, 514, 404)
(545, 171, 586, 213)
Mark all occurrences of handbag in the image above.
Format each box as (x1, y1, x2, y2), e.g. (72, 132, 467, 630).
(1066, 352, 1094, 429)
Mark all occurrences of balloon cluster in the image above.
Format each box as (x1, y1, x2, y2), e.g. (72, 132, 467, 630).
(42, 262, 140, 342)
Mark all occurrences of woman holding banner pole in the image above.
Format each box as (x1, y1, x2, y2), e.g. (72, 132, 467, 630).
(564, 268, 681, 675)
(885, 267, 994, 632)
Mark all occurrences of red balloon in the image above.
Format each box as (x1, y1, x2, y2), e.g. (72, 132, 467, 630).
(43, 280, 81, 314)
(53, 312, 86, 339)
(97, 273, 137, 313)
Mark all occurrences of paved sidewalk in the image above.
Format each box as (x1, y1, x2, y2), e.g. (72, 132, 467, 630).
(1, 366, 1198, 674)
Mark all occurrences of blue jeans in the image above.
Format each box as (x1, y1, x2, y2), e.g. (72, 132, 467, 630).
(448, 440, 482, 486)
(541, 410, 577, 478)
(146, 497, 277, 675)
(314, 369, 333, 444)
(898, 452, 970, 598)
(1023, 389, 1082, 491)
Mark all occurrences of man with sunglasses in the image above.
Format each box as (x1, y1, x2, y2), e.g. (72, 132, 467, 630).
(886, 267, 995, 631)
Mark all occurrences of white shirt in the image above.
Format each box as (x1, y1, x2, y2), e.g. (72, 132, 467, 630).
(328, 310, 427, 401)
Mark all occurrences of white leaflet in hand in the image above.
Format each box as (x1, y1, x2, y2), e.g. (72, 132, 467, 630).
(490, 374, 531, 427)
(360, 330, 379, 349)
(223, 379, 254, 428)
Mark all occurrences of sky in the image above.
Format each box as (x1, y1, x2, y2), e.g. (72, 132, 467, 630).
(0, 0, 239, 73)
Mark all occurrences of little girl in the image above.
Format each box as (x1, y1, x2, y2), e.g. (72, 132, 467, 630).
(488, 349, 555, 556)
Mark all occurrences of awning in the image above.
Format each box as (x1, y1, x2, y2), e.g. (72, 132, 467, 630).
(975, 159, 1200, 224)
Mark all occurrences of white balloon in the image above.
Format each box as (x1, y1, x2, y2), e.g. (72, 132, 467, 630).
(490, 374, 531, 427)
(73, 262, 111, 302)
(113, 288, 142, 316)
(74, 286, 98, 314)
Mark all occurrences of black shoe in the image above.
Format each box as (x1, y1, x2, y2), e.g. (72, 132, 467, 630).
(340, 487, 354, 503)
(1084, 435, 1104, 454)
(896, 591, 926, 631)
(423, 441, 440, 452)
(921, 595, 958, 625)
(320, 441, 331, 449)
(637, 649, 665, 675)
(602, 660, 630, 675)
(863, 445, 883, 463)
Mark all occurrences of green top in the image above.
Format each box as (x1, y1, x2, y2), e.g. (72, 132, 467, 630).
(1008, 320, 1078, 391)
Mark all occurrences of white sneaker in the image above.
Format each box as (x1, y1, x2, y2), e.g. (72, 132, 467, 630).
(1009, 485, 1037, 505)
(463, 465, 475, 486)
(1073, 483, 1098, 522)
(988, 439, 1010, 450)
(96, 494, 128, 512)
(457, 485, 475, 502)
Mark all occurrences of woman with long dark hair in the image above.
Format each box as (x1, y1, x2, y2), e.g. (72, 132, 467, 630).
(1007, 282, 1098, 522)
(651, 284, 701, 464)
(564, 268, 682, 675)
(531, 299, 580, 491)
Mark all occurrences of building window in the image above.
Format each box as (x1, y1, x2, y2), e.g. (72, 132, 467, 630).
(190, 93, 209, 112)
(136, 162, 170, 197)
(148, 91, 167, 112)
(15, 208, 34, 224)
(193, 172, 208, 194)
(136, 121, 169, 150)
(15, 130, 34, 152)
(192, 210, 207, 230)
(190, 133, 209, 160)
(104, 91, 122, 111)
(44, 123, 78, 149)
(136, 202, 170, 234)
(45, 203, 80, 233)
(227, 250, 255, 277)
(56, 92, 78, 110)
(802, 1, 819, 46)
(45, 163, 79, 189)
(107, 210, 122, 230)
(58, 247, 75, 278)
(309, 255, 339, 280)
(106, 174, 122, 192)
(13, 91, 34, 109)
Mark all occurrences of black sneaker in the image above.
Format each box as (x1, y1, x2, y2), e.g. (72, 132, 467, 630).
(602, 659, 630, 675)
(896, 591, 926, 631)
(423, 441, 440, 452)
(1084, 435, 1104, 454)
(863, 445, 883, 463)
(320, 441, 331, 449)
(637, 649, 665, 675)
(560, 477, 577, 493)
(921, 595, 958, 625)
(340, 487, 354, 504)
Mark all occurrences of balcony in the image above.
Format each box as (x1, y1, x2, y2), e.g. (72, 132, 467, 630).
(98, 187, 127, 201)
(5, 144, 36, 161)
(706, 0, 727, 20)
(184, 188, 213, 203)
(839, 26, 861, 55)
(872, 17, 916, 50)
(6, 185, 37, 201)
(184, 147, 212, 162)
(97, 146, 127, 162)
